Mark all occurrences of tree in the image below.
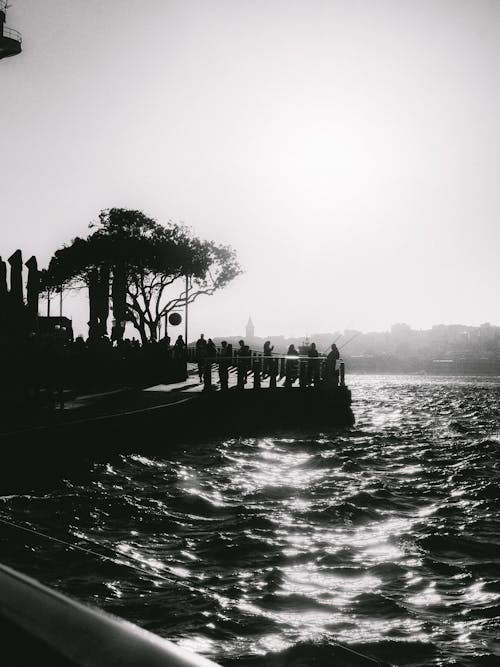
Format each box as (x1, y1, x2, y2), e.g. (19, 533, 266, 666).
(45, 209, 242, 343)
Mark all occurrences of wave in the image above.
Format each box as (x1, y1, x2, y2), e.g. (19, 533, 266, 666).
(223, 638, 436, 667)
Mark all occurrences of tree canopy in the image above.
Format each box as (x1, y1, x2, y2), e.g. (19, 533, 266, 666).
(43, 209, 242, 343)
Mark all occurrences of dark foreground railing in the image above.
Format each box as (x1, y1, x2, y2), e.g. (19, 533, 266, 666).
(0, 561, 220, 667)
(0, 561, 390, 667)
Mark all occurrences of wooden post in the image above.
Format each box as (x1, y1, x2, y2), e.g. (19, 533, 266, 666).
(25, 256, 39, 333)
(253, 357, 261, 389)
(8, 249, 23, 305)
(270, 358, 277, 389)
(299, 358, 307, 388)
(339, 361, 345, 387)
(203, 362, 212, 390)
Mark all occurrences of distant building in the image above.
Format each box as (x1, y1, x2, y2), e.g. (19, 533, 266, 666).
(245, 316, 255, 341)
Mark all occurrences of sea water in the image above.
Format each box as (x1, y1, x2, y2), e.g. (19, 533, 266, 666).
(1, 375, 500, 666)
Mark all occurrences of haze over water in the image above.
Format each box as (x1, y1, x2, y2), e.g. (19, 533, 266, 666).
(2, 1, 500, 336)
(1, 375, 500, 666)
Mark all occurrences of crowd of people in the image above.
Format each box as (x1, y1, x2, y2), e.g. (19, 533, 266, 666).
(0, 332, 189, 412)
(194, 334, 341, 390)
(0, 328, 343, 413)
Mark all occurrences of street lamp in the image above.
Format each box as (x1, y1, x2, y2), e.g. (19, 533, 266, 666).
(184, 274, 190, 345)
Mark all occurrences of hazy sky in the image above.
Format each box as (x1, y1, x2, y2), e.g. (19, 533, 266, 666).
(1, 0, 499, 339)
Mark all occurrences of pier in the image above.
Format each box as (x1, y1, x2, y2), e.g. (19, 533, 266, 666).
(0, 345, 353, 483)
(184, 347, 347, 392)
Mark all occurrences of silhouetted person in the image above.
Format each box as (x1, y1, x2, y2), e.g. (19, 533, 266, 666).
(218, 340, 231, 391)
(173, 334, 186, 355)
(308, 342, 320, 387)
(263, 340, 274, 377)
(237, 339, 250, 389)
(207, 338, 217, 358)
(195, 333, 207, 381)
(324, 343, 340, 387)
(172, 335, 187, 381)
(285, 344, 299, 388)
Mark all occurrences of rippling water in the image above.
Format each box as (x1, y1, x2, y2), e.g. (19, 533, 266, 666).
(1, 375, 500, 666)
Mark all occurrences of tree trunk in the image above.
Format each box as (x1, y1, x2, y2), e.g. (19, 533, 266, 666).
(147, 319, 158, 342)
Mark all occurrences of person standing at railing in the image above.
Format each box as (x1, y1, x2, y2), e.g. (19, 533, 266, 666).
(218, 340, 231, 390)
(172, 335, 187, 381)
(207, 338, 217, 359)
(307, 342, 320, 387)
(262, 340, 274, 377)
(237, 339, 250, 389)
(195, 333, 207, 382)
(285, 344, 299, 388)
(324, 343, 340, 387)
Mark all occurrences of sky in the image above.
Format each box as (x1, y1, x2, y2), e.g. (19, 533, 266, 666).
(1, 0, 499, 340)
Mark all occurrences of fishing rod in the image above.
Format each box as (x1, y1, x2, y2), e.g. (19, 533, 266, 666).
(339, 331, 360, 350)
(322, 332, 343, 355)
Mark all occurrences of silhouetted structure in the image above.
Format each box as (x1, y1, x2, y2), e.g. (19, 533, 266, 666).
(25, 255, 39, 331)
(245, 316, 255, 341)
(0, 249, 39, 342)
(111, 262, 127, 342)
(38, 316, 74, 342)
(88, 266, 110, 342)
(8, 249, 23, 305)
(0, 1, 21, 60)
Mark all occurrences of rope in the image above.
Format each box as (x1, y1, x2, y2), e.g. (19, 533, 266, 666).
(0, 518, 382, 664)
(0, 514, 219, 599)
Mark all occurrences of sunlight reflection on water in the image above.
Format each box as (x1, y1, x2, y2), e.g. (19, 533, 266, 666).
(1, 375, 500, 665)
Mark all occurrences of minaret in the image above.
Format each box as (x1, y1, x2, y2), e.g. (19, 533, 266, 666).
(0, 2, 22, 60)
(245, 316, 255, 341)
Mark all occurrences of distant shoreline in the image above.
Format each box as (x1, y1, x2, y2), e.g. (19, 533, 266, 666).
(347, 369, 500, 378)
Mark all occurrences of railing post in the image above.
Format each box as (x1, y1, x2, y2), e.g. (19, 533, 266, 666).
(339, 360, 345, 387)
(299, 358, 307, 388)
(203, 361, 212, 390)
(237, 357, 245, 389)
(253, 357, 261, 389)
(270, 358, 277, 389)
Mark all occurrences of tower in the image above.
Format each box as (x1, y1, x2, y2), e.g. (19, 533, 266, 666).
(245, 316, 255, 341)
(0, 1, 22, 60)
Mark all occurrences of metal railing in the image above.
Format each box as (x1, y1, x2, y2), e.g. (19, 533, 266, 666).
(2, 26, 22, 42)
(186, 347, 345, 391)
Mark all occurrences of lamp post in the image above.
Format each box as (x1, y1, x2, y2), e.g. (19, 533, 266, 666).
(184, 274, 189, 345)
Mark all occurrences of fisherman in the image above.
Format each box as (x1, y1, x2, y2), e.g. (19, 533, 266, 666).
(324, 343, 340, 387)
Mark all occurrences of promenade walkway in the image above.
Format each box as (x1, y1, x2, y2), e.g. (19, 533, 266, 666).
(0, 370, 201, 440)
(0, 357, 342, 442)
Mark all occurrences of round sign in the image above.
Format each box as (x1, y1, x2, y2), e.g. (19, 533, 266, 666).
(168, 312, 182, 326)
